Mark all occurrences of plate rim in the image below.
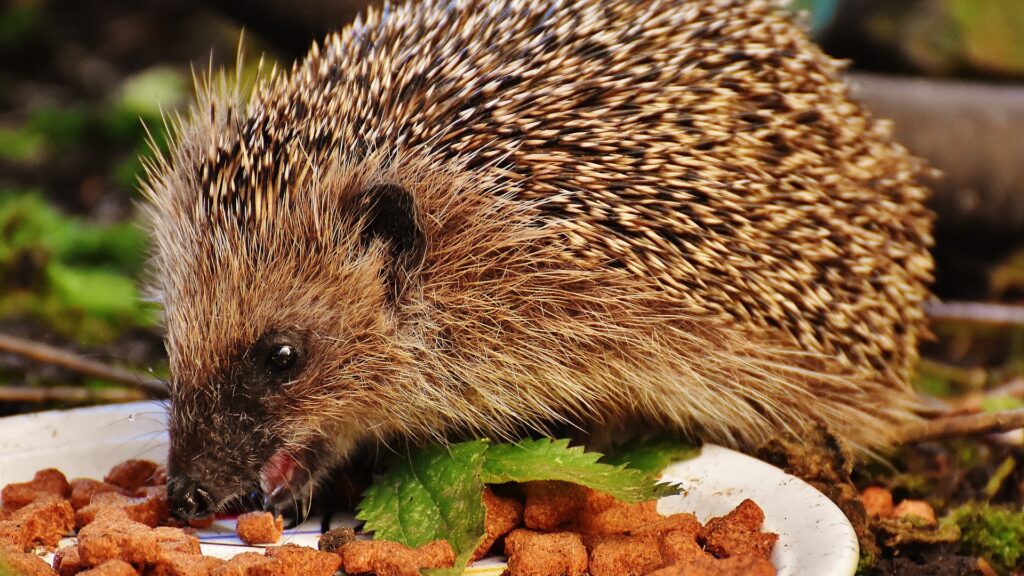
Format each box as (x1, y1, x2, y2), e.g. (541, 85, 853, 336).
(0, 403, 857, 575)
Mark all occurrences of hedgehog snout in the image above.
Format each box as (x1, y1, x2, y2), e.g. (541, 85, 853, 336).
(167, 475, 217, 520)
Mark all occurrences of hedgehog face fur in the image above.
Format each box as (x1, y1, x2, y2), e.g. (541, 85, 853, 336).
(145, 0, 932, 518)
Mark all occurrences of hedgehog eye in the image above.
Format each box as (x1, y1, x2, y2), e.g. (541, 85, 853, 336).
(266, 344, 298, 373)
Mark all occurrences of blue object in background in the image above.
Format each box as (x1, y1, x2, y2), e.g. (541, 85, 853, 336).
(790, 0, 839, 35)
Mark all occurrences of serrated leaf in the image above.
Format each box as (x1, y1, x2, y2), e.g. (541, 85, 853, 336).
(357, 440, 489, 554)
(600, 438, 700, 476)
(481, 438, 679, 502)
(358, 437, 687, 575)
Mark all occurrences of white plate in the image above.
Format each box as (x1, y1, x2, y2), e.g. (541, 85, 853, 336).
(0, 402, 858, 575)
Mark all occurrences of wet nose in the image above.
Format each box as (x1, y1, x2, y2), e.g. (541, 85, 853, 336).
(167, 476, 216, 520)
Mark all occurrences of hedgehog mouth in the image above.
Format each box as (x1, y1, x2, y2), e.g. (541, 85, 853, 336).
(258, 442, 326, 515)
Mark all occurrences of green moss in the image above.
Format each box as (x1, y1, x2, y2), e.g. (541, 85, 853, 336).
(854, 546, 876, 576)
(944, 502, 1024, 572)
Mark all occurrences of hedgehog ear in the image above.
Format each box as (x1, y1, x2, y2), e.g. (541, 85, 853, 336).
(351, 183, 426, 301)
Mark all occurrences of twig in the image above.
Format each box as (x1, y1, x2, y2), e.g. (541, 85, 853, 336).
(0, 385, 148, 404)
(917, 357, 988, 390)
(926, 301, 1024, 327)
(949, 377, 1024, 412)
(898, 409, 1024, 444)
(0, 333, 167, 396)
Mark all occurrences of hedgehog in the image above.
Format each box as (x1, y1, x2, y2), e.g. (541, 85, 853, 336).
(142, 0, 933, 519)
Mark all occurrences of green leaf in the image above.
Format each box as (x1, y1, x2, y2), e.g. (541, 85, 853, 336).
(599, 437, 700, 476)
(482, 438, 679, 502)
(357, 438, 685, 575)
(46, 264, 141, 322)
(357, 440, 489, 554)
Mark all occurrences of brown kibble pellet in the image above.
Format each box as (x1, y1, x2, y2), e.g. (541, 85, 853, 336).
(633, 512, 701, 538)
(699, 499, 777, 560)
(416, 540, 457, 569)
(648, 555, 776, 576)
(28, 497, 76, 548)
(1, 468, 70, 511)
(78, 513, 198, 566)
(75, 488, 169, 529)
(860, 487, 894, 518)
(472, 487, 524, 561)
(0, 521, 27, 551)
(0, 497, 75, 551)
(54, 545, 84, 576)
(69, 479, 124, 512)
(79, 559, 139, 575)
(77, 516, 157, 566)
(235, 511, 284, 545)
(104, 460, 159, 493)
(210, 551, 272, 576)
(707, 528, 777, 561)
(153, 526, 202, 555)
(152, 551, 227, 576)
(262, 544, 343, 576)
(318, 525, 356, 552)
(577, 498, 663, 536)
(522, 481, 586, 531)
(0, 548, 57, 576)
(587, 534, 662, 576)
(340, 539, 455, 576)
(660, 528, 709, 565)
(504, 529, 587, 576)
(893, 499, 936, 525)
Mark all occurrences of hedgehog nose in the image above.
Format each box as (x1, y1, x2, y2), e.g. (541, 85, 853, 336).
(168, 476, 216, 520)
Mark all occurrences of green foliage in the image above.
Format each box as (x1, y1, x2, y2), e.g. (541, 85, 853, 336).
(0, 2, 39, 48)
(599, 437, 700, 476)
(0, 190, 154, 342)
(981, 395, 1024, 413)
(0, 126, 44, 162)
(108, 67, 185, 188)
(358, 441, 490, 575)
(913, 372, 953, 398)
(482, 438, 680, 502)
(27, 106, 91, 151)
(358, 438, 689, 574)
(2, 66, 185, 187)
(947, 0, 1024, 75)
(944, 502, 1024, 572)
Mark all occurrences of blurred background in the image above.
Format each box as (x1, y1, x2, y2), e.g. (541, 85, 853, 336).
(0, 0, 1023, 573)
